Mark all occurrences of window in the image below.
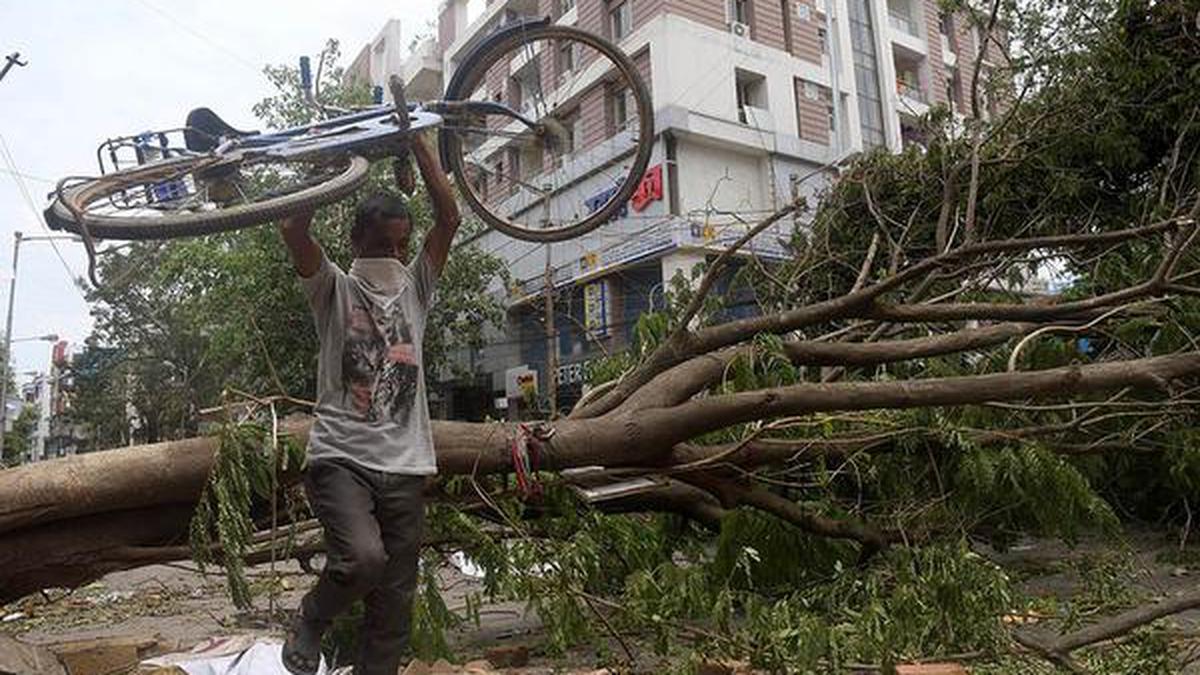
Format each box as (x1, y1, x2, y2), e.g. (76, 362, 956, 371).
(848, 0, 885, 148)
(559, 0, 576, 15)
(508, 147, 522, 183)
(473, 169, 489, 202)
(609, 1, 632, 40)
(817, 27, 828, 54)
(508, 76, 523, 110)
(729, 0, 751, 24)
(781, 0, 793, 51)
(939, 11, 953, 36)
(558, 109, 581, 155)
(608, 87, 629, 132)
(558, 40, 575, 76)
(735, 70, 766, 124)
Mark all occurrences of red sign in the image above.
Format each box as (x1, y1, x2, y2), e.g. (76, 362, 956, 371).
(630, 164, 663, 212)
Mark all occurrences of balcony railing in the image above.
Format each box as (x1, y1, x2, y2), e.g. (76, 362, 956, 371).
(888, 10, 918, 36)
(897, 80, 927, 103)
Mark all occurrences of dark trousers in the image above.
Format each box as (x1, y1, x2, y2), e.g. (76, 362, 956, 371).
(299, 459, 426, 675)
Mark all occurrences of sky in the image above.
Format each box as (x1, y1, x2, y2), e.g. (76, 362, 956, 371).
(0, 0, 440, 385)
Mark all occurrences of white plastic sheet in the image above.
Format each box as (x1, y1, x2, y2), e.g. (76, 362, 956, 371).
(142, 636, 340, 675)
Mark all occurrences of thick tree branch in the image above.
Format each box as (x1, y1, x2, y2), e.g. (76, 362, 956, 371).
(573, 218, 1185, 420)
(783, 322, 1034, 366)
(631, 353, 1200, 450)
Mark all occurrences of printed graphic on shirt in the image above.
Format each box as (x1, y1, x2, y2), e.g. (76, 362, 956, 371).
(341, 292, 419, 422)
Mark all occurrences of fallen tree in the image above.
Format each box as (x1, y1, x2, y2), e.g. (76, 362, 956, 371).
(4, 1, 1200, 670)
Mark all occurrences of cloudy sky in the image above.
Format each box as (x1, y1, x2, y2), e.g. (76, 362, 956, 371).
(0, 0, 441, 382)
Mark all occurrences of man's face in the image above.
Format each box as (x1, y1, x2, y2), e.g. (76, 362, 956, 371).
(356, 216, 412, 260)
(382, 217, 411, 260)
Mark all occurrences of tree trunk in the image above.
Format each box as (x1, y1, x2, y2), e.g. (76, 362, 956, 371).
(3, 352, 1199, 603)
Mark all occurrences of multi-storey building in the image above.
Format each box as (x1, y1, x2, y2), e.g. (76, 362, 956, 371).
(346, 20, 407, 92)
(17, 340, 81, 461)
(351, 0, 1004, 417)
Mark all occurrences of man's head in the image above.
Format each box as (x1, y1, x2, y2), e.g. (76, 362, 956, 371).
(351, 192, 412, 260)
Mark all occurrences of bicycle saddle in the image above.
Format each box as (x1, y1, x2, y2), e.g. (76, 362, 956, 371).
(184, 108, 259, 151)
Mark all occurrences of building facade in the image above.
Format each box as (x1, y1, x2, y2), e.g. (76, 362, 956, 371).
(359, 0, 1004, 417)
(345, 19, 407, 92)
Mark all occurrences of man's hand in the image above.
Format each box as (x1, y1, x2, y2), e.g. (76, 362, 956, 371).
(411, 133, 460, 277)
(279, 209, 322, 277)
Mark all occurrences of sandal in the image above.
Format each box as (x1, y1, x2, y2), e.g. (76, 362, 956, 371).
(282, 620, 322, 675)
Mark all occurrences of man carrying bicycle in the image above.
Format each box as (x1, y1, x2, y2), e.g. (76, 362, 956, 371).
(278, 132, 459, 675)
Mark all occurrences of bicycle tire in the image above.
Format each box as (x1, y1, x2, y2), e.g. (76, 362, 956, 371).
(45, 154, 370, 241)
(442, 24, 654, 243)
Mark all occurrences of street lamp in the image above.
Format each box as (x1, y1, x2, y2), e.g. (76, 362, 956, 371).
(0, 229, 78, 457)
(11, 334, 58, 344)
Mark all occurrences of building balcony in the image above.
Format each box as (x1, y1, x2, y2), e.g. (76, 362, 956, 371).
(896, 81, 931, 117)
(443, 0, 539, 74)
(401, 36, 443, 102)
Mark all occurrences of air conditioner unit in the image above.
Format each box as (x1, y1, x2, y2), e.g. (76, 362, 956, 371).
(729, 21, 750, 38)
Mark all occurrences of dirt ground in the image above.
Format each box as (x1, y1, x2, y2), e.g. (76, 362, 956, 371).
(0, 559, 580, 673)
(5, 528, 1200, 672)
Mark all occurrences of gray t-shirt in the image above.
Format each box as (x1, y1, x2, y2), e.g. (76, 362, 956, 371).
(299, 252, 438, 474)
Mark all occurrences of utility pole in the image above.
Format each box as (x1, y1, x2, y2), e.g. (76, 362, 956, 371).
(543, 243, 557, 418)
(0, 233, 77, 458)
(0, 52, 27, 85)
(0, 232, 22, 457)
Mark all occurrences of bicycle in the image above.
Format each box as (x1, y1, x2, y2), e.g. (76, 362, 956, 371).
(44, 18, 654, 261)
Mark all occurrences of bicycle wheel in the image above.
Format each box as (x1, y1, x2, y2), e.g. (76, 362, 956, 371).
(442, 24, 654, 242)
(44, 153, 370, 241)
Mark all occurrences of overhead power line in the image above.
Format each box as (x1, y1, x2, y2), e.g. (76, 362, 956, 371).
(132, 0, 264, 74)
(0, 131, 84, 290)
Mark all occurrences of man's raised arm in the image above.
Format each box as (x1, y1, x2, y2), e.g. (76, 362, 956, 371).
(412, 134, 461, 277)
(278, 209, 322, 277)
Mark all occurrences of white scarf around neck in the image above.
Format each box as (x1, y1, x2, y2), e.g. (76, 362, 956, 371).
(349, 257, 409, 298)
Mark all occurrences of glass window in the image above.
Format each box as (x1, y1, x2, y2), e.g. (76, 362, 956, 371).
(610, 1, 632, 40)
(558, 40, 574, 75)
(848, 0, 885, 148)
(609, 87, 628, 132)
(732, 0, 750, 24)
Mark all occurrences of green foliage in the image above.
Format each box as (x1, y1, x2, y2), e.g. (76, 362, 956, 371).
(620, 538, 1013, 671)
(1, 404, 36, 467)
(951, 442, 1120, 545)
(712, 509, 852, 591)
(188, 421, 304, 609)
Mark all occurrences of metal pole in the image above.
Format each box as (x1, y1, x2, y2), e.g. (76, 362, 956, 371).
(543, 243, 557, 418)
(826, 2, 842, 154)
(0, 231, 22, 457)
